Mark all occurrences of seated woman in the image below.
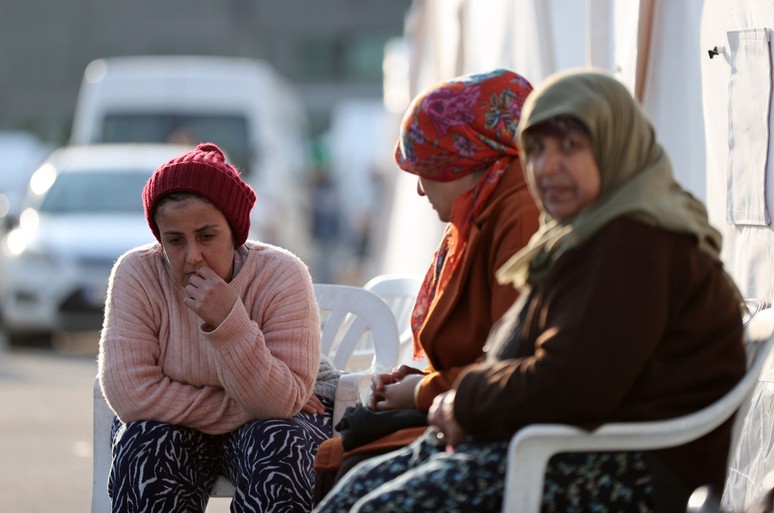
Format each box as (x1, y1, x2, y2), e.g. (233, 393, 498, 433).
(314, 68, 540, 492)
(99, 142, 331, 513)
(313, 69, 747, 513)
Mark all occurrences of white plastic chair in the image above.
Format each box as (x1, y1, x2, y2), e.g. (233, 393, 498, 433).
(363, 273, 424, 367)
(91, 283, 400, 512)
(722, 301, 774, 511)
(501, 305, 774, 513)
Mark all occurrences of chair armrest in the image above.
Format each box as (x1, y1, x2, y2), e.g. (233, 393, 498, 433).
(505, 424, 589, 513)
(504, 417, 739, 513)
(503, 320, 774, 513)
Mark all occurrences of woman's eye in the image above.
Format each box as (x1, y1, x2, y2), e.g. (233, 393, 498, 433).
(166, 237, 183, 246)
(524, 141, 541, 155)
(561, 137, 577, 150)
(561, 131, 591, 151)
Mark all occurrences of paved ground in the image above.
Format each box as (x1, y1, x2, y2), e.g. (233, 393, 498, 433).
(0, 334, 97, 513)
(0, 332, 230, 513)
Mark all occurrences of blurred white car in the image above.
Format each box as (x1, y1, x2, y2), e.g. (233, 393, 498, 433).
(0, 143, 192, 342)
(0, 131, 54, 229)
(71, 56, 314, 261)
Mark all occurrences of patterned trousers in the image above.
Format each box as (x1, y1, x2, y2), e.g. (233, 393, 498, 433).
(313, 429, 660, 513)
(109, 399, 333, 513)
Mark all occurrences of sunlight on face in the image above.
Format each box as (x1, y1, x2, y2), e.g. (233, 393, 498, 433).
(154, 197, 235, 287)
(523, 128, 601, 221)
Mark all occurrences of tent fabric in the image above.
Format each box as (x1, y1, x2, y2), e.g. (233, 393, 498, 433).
(701, 1, 774, 304)
(701, 2, 774, 509)
(381, 0, 710, 278)
(724, 28, 771, 227)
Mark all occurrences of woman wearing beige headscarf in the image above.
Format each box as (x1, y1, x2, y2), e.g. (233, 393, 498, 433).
(315, 69, 746, 513)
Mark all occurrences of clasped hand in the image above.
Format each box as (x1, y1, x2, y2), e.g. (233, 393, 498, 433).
(184, 266, 238, 330)
(368, 366, 466, 447)
(368, 365, 424, 410)
(428, 390, 465, 447)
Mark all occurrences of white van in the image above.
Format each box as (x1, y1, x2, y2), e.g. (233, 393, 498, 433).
(70, 55, 312, 259)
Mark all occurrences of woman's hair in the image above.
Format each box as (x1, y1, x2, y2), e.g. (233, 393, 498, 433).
(153, 192, 237, 244)
(522, 115, 590, 142)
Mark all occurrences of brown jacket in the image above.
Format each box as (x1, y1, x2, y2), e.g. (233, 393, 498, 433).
(455, 218, 746, 492)
(413, 159, 540, 411)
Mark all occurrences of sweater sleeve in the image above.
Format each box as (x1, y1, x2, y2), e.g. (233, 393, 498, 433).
(204, 250, 321, 419)
(99, 250, 253, 434)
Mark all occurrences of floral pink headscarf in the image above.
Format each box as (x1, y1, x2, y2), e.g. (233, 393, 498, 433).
(394, 68, 533, 360)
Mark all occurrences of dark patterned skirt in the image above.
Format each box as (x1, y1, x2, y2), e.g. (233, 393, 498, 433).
(313, 428, 689, 513)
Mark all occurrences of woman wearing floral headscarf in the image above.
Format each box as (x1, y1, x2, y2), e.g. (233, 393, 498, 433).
(313, 68, 539, 496)
(314, 69, 746, 513)
(373, 68, 539, 413)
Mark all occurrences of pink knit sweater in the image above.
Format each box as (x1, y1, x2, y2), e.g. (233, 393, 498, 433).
(98, 242, 321, 435)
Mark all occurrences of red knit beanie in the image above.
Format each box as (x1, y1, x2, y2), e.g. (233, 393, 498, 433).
(143, 142, 257, 247)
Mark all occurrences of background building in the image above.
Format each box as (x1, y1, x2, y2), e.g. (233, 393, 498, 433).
(0, 0, 412, 142)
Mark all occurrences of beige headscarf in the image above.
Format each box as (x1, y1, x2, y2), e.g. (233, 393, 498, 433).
(496, 68, 742, 306)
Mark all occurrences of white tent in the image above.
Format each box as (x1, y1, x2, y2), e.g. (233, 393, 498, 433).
(382, 0, 774, 300)
(378, 0, 774, 509)
(380, 0, 713, 275)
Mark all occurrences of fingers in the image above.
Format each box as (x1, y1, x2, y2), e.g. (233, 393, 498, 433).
(301, 394, 326, 415)
(369, 384, 403, 411)
(371, 395, 392, 411)
(393, 364, 420, 378)
(193, 266, 216, 279)
(369, 377, 385, 409)
(371, 373, 393, 392)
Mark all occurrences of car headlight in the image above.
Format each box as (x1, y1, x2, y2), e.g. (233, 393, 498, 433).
(2, 228, 57, 267)
(4, 208, 39, 257)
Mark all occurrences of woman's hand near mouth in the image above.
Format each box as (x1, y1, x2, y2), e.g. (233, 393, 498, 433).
(184, 266, 238, 331)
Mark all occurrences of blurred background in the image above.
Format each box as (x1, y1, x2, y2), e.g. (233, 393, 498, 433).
(0, 1, 421, 511)
(0, 0, 448, 339)
(2, 0, 772, 511)
(0, 0, 420, 294)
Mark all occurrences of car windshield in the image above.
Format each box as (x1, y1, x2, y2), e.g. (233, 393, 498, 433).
(38, 170, 150, 214)
(100, 113, 251, 175)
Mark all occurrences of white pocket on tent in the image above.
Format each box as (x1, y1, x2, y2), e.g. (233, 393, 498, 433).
(726, 28, 771, 227)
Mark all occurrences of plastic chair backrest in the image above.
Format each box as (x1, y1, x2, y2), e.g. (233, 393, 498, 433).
(363, 274, 423, 367)
(315, 283, 401, 372)
(502, 305, 774, 513)
(91, 283, 399, 512)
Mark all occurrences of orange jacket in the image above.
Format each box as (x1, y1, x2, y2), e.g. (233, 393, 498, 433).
(413, 158, 540, 411)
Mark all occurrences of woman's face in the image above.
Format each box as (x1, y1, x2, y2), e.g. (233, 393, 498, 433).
(417, 172, 481, 222)
(524, 128, 601, 221)
(154, 197, 235, 287)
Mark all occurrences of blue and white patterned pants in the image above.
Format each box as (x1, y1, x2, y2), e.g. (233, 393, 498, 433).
(109, 398, 333, 513)
(314, 429, 658, 513)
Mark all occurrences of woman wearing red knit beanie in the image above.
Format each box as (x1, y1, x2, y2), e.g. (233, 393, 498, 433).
(99, 142, 332, 512)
